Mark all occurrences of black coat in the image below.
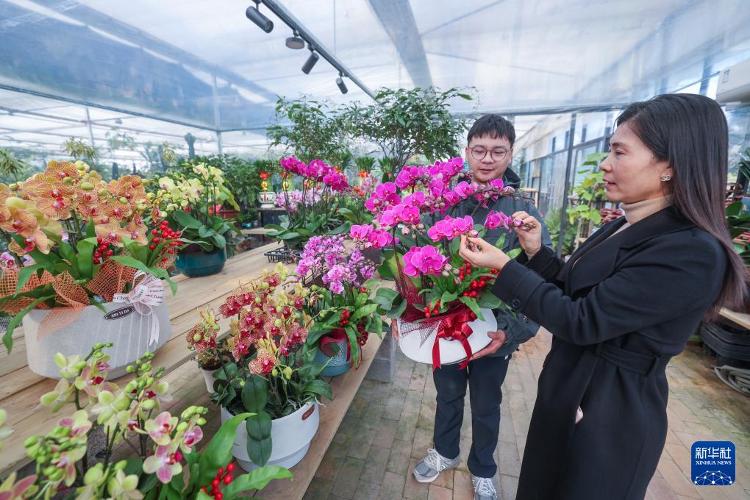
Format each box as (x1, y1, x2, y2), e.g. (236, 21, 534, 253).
(490, 207, 727, 500)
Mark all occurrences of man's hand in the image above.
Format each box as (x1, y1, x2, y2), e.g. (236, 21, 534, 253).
(470, 330, 507, 360)
(390, 319, 399, 340)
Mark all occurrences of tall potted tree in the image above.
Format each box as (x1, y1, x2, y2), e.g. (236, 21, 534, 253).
(343, 87, 472, 176)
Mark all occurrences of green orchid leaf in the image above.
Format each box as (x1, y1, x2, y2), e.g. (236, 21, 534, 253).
(222, 466, 292, 496)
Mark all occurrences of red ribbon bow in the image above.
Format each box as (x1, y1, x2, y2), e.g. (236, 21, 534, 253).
(432, 305, 477, 370)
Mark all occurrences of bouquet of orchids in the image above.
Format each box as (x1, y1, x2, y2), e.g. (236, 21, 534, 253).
(349, 157, 524, 368)
(0, 344, 289, 500)
(266, 157, 350, 250)
(148, 161, 238, 253)
(209, 265, 332, 467)
(296, 235, 384, 367)
(0, 160, 178, 352)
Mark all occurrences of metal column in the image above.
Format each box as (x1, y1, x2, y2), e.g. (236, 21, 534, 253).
(556, 112, 577, 257)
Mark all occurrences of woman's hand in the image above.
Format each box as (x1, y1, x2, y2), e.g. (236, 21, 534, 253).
(459, 235, 511, 271)
(512, 211, 543, 259)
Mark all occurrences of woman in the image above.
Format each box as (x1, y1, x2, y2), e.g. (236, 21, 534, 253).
(458, 93, 747, 500)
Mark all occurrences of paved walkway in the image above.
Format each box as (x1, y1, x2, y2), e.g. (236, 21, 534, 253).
(305, 330, 750, 500)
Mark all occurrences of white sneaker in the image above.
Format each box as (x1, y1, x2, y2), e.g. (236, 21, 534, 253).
(472, 475, 498, 500)
(412, 448, 460, 483)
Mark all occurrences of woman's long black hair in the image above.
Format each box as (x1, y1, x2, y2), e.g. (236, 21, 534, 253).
(617, 93, 748, 315)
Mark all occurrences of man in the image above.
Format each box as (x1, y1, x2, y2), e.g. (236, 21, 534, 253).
(402, 114, 551, 500)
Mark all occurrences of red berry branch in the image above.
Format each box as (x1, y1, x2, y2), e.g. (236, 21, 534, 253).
(200, 461, 236, 500)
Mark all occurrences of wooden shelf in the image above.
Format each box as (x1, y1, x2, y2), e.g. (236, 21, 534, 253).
(719, 307, 750, 330)
(0, 239, 386, 500)
(0, 242, 282, 475)
(253, 334, 383, 499)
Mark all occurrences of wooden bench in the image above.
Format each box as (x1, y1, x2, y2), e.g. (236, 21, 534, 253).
(0, 241, 384, 500)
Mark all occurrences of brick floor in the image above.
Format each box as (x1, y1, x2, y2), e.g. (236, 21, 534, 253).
(305, 331, 750, 499)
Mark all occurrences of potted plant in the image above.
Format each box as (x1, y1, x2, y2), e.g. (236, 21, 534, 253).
(266, 157, 350, 252)
(0, 344, 291, 499)
(210, 266, 332, 471)
(188, 155, 268, 226)
(353, 156, 376, 180)
(342, 87, 471, 178)
(352, 158, 525, 369)
(187, 308, 229, 393)
(296, 235, 384, 376)
(565, 152, 609, 241)
(0, 148, 29, 183)
(149, 162, 238, 277)
(0, 160, 178, 378)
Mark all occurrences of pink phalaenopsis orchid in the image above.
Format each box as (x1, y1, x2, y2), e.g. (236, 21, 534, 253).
(427, 215, 475, 242)
(402, 246, 448, 277)
(145, 411, 177, 446)
(485, 211, 523, 230)
(143, 445, 182, 484)
(180, 425, 203, 451)
(349, 225, 394, 249)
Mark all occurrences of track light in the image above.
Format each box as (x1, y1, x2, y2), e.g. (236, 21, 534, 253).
(246, 1, 273, 33)
(285, 30, 305, 49)
(301, 49, 319, 74)
(336, 73, 348, 94)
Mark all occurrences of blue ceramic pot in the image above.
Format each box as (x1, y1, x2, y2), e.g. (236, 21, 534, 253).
(176, 246, 227, 277)
(314, 336, 351, 377)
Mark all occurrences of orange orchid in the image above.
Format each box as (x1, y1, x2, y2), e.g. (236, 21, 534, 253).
(46, 160, 81, 182)
(3, 208, 51, 255)
(21, 174, 76, 220)
(0, 185, 12, 224)
(125, 220, 148, 245)
(94, 221, 128, 245)
(101, 198, 134, 221)
(72, 189, 101, 220)
(108, 175, 147, 205)
(0, 206, 37, 237)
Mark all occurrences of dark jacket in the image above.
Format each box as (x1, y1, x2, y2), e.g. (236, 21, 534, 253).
(452, 168, 552, 357)
(490, 206, 727, 500)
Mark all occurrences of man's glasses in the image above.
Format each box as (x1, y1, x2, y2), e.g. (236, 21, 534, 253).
(470, 147, 509, 161)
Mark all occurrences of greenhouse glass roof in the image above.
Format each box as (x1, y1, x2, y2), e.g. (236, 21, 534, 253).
(1, 0, 749, 160)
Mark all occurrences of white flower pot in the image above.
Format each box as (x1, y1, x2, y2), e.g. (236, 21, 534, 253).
(23, 301, 171, 379)
(201, 366, 218, 393)
(221, 402, 319, 471)
(398, 307, 497, 366)
(258, 191, 277, 209)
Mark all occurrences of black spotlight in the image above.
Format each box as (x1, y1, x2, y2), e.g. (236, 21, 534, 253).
(301, 49, 319, 74)
(336, 74, 348, 94)
(246, 1, 273, 33)
(285, 30, 305, 49)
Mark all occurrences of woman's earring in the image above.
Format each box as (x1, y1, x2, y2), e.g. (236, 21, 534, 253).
(660, 174, 672, 182)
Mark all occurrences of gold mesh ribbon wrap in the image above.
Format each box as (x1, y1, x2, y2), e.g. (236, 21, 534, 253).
(0, 261, 148, 338)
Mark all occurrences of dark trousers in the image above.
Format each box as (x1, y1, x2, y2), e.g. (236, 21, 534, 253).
(433, 354, 511, 478)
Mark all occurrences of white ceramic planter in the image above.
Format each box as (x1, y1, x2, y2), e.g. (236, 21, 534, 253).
(398, 307, 497, 366)
(221, 402, 319, 471)
(258, 191, 277, 209)
(201, 366, 218, 393)
(23, 301, 171, 379)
